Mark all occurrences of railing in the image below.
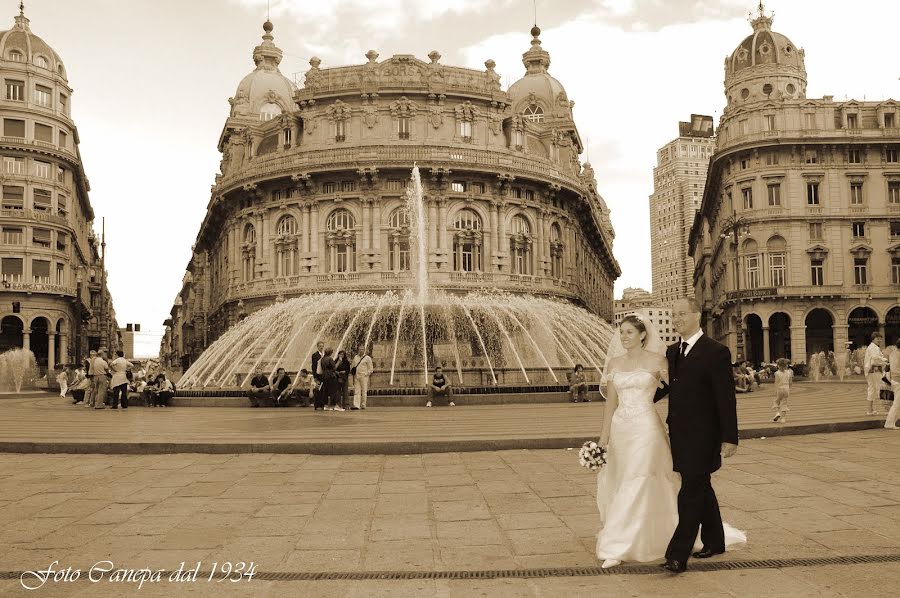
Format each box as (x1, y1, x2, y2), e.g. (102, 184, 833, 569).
(316, 272, 360, 283)
(0, 136, 73, 157)
(721, 126, 900, 151)
(0, 207, 69, 226)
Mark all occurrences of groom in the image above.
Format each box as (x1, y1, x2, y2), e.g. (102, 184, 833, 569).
(655, 298, 738, 573)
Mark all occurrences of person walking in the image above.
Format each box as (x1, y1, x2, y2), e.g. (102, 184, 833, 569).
(772, 358, 793, 423)
(91, 349, 110, 410)
(354, 350, 373, 410)
(886, 339, 900, 429)
(864, 332, 886, 416)
(109, 350, 133, 410)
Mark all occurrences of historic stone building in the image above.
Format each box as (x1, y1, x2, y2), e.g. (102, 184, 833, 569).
(161, 20, 619, 370)
(649, 115, 715, 305)
(613, 287, 677, 345)
(0, 7, 118, 370)
(689, 5, 900, 365)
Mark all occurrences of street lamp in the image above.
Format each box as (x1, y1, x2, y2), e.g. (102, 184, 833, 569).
(720, 209, 751, 361)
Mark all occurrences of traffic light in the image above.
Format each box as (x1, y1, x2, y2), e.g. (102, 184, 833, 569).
(12, 301, 20, 313)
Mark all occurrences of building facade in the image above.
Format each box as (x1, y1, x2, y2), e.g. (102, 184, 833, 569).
(689, 5, 900, 365)
(613, 287, 678, 345)
(160, 21, 619, 370)
(649, 116, 716, 305)
(0, 8, 118, 370)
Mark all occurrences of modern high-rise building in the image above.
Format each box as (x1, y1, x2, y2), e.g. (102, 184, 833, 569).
(0, 6, 119, 370)
(649, 115, 716, 305)
(690, 4, 900, 364)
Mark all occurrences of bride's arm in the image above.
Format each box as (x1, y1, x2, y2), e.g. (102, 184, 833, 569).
(598, 376, 618, 448)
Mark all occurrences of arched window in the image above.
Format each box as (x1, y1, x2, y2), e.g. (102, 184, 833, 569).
(326, 209, 356, 273)
(243, 224, 256, 244)
(276, 215, 297, 236)
(388, 208, 411, 272)
(8, 49, 23, 62)
(523, 105, 544, 123)
(275, 216, 299, 276)
(510, 214, 532, 275)
(550, 223, 564, 279)
(453, 209, 482, 272)
(242, 224, 256, 281)
(35, 55, 49, 69)
(259, 102, 281, 121)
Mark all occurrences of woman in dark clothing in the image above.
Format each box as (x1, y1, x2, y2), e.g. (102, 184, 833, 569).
(318, 348, 337, 411)
(334, 350, 351, 411)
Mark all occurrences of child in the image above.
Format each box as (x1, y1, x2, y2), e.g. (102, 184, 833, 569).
(773, 358, 793, 423)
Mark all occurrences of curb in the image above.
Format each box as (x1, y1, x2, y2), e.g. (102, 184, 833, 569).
(0, 420, 888, 455)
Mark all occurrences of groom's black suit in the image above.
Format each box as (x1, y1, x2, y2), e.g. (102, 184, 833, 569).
(655, 333, 738, 563)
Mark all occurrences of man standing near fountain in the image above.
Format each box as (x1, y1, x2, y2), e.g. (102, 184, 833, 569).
(91, 349, 110, 410)
(311, 342, 325, 410)
(864, 332, 886, 416)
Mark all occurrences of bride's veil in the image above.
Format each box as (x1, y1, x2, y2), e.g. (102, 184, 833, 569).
(601, 314, 669, 387)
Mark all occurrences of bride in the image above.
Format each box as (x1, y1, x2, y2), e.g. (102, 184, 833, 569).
(595, 314, 744, 568)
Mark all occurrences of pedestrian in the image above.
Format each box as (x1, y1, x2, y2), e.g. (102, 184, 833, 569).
(83, 350, 96, 408)
(109, 350, 133, 409)
(319, 347, 339, 411)
(247, 368, 271, 408)
(569, 364, 589, 402)
(70, 366, 89, 405)
(56, 366, 69, 398)
(864, 332, 886, 416)
(91, 349, 110, 410)
(271, 367, 292, 406)
(886, 339, 900, 429)
(311, 341, 325, 410)
(353, 349, 373, 410)
(154, 373, 175, 407)
(772, 358, 792, 423)
(335, 350, 351, 410)
(426, 366, 454, 407)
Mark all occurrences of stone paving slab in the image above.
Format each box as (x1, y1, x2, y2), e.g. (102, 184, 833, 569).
(0, 429, 898, 596)
(0, 381, 892, 454)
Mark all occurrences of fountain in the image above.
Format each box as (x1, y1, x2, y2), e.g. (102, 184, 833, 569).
(179, 167, 615, 391)
(0, 348, 38, 392)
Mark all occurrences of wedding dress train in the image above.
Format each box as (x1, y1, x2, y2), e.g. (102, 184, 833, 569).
(595, 370, 746, 563)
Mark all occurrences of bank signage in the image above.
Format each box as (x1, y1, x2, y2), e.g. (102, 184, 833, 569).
(726, 288, 777, 301)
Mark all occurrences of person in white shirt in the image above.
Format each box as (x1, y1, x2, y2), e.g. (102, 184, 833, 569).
(354, 351, 374, 409)
(91, 349, 110, 410)
(109, 350, 133, 409)
(864, 332, 886, 416)
(886, 339, 900, 429)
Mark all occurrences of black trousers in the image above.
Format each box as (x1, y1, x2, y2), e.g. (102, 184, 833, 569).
(111, 384, 129, 408)
(665, 473, 725, 562)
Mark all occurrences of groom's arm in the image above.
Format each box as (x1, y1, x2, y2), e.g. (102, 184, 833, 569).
(711, 344, 739, 446)
(653, 348, 674, 403)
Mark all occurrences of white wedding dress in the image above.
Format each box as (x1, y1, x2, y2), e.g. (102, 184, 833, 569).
(595, 370, 746, 563)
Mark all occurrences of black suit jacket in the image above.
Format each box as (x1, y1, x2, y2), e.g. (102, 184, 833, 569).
(311, 351, 324, 381)
(657, 334, 739, 475)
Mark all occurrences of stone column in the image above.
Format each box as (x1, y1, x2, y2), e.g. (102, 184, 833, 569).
(310, 202, 320, 270)
(23, 330, 30, 351)
(428, 199, 437, 256)
(305, 203, 313, 253)
(790, 324, 807, 364)
(489, 205, 499, 265)
(372, 200, 382, 252)
(361, 199, 371, 250)
(438, 199, 448, 250)
(535, 210, 545, 276)
(48, 332, 56, 370)
(762, 327, 770, 363)
(60, 333, 68, 363)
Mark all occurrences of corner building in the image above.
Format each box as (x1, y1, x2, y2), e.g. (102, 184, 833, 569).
(164, 21, 619, 368)
(690, 6, 900, 364)
(0, 8, 118, 369)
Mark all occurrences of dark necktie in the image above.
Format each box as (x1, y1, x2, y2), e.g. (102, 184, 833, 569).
(680, 341, 689, 358)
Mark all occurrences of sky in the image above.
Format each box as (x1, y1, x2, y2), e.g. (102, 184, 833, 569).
(14, 0, 900, 356)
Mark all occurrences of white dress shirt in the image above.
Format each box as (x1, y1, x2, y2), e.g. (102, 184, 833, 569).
(680, 329, 704, 356)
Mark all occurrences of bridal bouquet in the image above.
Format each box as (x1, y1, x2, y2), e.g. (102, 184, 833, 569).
(578, 441, 607, 471)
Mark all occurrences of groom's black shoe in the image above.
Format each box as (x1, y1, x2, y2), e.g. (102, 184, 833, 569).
(692, 547, 725, 559)
(660, 559, 687, 573)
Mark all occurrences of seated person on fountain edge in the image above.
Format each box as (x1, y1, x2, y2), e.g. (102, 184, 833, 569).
(426, 366, 454, 407)
(248, 368, 271, 408)
(568, 364, 589, 403)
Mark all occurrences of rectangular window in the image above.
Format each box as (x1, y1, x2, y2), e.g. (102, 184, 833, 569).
(769, 253, 786, 287)
(56, 263, 65, 285)
(740, 158, 749, 170)
(33, 188, 51, 212)
(740, 119, 749, 135)
(811, 259, 824, 286)
(459, 120, 472, 139)
(513, 129, 523, 147)
(742, 187, 753, 209)
(891, 221, 900, 238)
(1, 226, 22, 244)
(854, 257, 868, 285)
(397, 116, 411, 139)
(893, 258, 900, 285)
(32, 228, 51, 248)
(767, 183, 781, 206)
(850, 182, 864, 204)
(334, 120, 345, 141)
(385, 179, 403, 191)
(848, 149, 862, 164)
(34, 123, 53, 143)
(804, 150, 817, 164)
(59, 94, 67, 113)
(765, 151, 779, 166)
(56, 166, 65, 184)
(283, 128, 292, 146)
(2, 185, 23, 210)
(886, 181, 900, 205)
(847, 114, 858, 129)
(322, 182, 336, 194)
(58, 130, 67, 149)
(745, 255, 760, 289)
(341, 181, 355, 192)
(809, 222, 823, 240)
(451, 181, 466, 193)
(1, 257, 23, 282)
(34, 84, 51, 107)
(805, 113, 816, 129)
(4, 156, 23, 174)
(3, 118, 24, 137)
(886, 113, 897, 128)
(56, 232, 67, 252)
(32, 259, 50, 284)
(57, 193, 67, 218)
(765, 114, 775, 131)
(471, 182, 485, 194)
(34, 161, 50, 179)
(5, 79, 23, 101)
(852, 221, 866, 238)
(887, 149, 899, 163)
(807, 182, 820, 205)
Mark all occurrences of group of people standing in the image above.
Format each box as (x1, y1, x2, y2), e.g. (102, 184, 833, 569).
(59, 350, 175, 408)
(863, 331, 900, 429)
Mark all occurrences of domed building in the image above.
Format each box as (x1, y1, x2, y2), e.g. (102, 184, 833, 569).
(161, 20, 619, 382)
(690, 3, 900, 365)
(0, 6, 119, 370)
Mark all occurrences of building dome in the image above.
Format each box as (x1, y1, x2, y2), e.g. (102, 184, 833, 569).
(724, 4, 806, 107)
(0, 9, 67, 79)
(507, 26, 571, 120)
(228, 21, 296, 120)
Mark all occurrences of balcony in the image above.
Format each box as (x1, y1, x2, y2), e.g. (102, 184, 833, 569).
(0, 136, 74, 158)
(0, 207, 68, 226)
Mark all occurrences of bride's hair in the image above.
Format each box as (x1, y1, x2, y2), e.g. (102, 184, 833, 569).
(621, 314, 648, 347)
